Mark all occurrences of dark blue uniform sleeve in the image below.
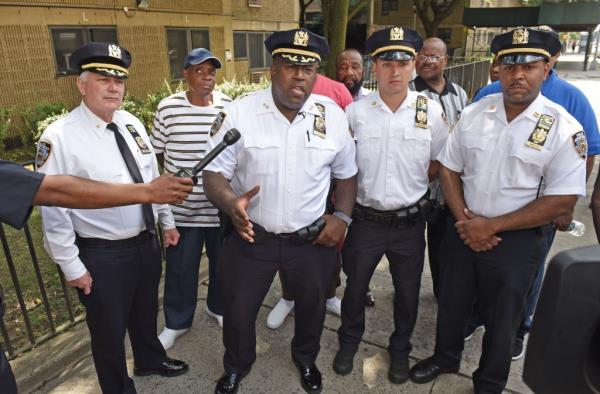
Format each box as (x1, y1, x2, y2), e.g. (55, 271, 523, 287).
(0, 160, 45, 229)
(471, 81, 502, 103)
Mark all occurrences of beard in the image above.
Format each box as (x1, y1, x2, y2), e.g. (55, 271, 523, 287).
(346, 78, 364, 96)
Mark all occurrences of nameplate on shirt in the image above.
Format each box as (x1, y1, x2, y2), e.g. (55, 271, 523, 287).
(313, 103, 326, 139)
(526, 114, 554, 151)
(125, 124, 151, 154)
(415, 95, 428, 129)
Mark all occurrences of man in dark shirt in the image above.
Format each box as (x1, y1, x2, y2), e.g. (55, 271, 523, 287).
(0, 159, 192, 393)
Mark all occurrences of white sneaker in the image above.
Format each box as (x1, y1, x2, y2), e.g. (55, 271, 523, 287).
(205, 306, 223, 328)
(326, 296, 342, 317)
(267, 298, 294, 329)
(158, 327, 189, 351)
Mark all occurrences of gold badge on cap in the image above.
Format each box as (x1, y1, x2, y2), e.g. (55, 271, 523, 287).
(526, 114, 554, 150)
(415, 95, 428, 129)
(390, 27, 404, 41)
(108, 44, 122, 59)
(294, 30, 309, 47)
(512, 27, 529, 45)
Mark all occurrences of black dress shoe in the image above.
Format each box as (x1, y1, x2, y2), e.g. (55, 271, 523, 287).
(409, 356, 459, 384)
(134, 357, 189, 377)
(333, 348, 356, 375)
(214, 368, 251, 394)
(293, 358, 322, 394)
(388, 357, 409, 384)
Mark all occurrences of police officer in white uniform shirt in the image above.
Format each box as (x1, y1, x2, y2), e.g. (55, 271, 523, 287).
(36, 43, 188, 394)
(409, 28, 587, 394)
(203, 29, 357, 394)
(333, 27, 449, 385)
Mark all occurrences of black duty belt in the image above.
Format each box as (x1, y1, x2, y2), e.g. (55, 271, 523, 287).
(76, 230, 154, 248)
(252, 217, 326, 245)
(353, 192, 431, 227)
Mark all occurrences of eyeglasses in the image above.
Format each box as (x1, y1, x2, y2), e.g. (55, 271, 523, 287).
(416, 55, 444, 63)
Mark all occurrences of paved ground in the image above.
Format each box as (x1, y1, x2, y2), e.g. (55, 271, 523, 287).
(22, 54, 600, 394)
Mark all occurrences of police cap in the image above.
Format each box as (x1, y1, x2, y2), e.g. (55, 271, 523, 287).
(491, 27, 562, 65)
(264, 28, 329, 65)
(70, 42, 132, 79)
(366, 26, 423, 61)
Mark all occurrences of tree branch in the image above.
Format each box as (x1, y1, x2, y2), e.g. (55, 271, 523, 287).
(348, 0, 369, 21)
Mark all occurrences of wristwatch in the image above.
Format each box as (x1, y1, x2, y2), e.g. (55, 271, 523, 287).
(333, 211, 353, 227)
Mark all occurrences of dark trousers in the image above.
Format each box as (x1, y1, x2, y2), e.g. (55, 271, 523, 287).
(164, 226, 222, 329)
(433, 217, 544, 394)
(426, 208, 449, 300)
(77, 234, 166, 394)
(219, 232, 336, 373)
(0, 350, 17, 394)
(338, 219, 425, 359)
(280, 251, 341, 300)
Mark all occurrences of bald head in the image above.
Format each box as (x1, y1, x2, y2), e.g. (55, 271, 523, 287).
(336, 49, 364, 97)
(416, 37, 448, 83)
(421, 38, 447, 55)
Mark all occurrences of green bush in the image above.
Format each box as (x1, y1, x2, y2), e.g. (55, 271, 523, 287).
(122, 80, 185, 132)
(0, 108, 12, 148)
(21, 103, 67, 144)
(215, 77, 270, 100)
(33, 109, 69, 144)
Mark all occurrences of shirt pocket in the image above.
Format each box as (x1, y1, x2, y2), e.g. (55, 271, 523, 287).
(403, 127, 432, 162)
(243, 133, 280, 175)
(462, 134, 492, 171)
(354, 124, 383, 161)
(506, 145, 551, 189)
(304, 137, 336, 180)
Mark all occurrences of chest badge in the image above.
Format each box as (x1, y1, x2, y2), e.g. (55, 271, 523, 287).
(313, 103, 327, 139)
(526, 114, 554, 151)
(210, 112, 226, 137)
(125, 124, 151, 154)
(415, 95, 428, 129)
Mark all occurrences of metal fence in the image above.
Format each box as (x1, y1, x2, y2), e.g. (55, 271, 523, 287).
(0, 161, 85, 360)
(362, 57, 492, 98)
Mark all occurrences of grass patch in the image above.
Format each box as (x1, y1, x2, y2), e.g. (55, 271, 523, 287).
(0, 208, 84, 354)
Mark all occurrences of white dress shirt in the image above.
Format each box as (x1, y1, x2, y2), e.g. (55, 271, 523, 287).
(347, 90, 449, 211)
(37, 101, 175, 280)
(204, 88, 358, 234)
(439, 93, 587, 218)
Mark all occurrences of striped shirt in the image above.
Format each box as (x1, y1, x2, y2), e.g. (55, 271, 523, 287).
(150, 91, 232, 227)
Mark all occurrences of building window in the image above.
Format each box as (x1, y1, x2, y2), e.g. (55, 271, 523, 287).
(166, 28, 210, 80)
(233, 31, 272, 70)
(381, 0, 399, 16)
(50, 27, 118, 75)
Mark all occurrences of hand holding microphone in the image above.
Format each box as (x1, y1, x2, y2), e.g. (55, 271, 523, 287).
(175, 128, 241, 184)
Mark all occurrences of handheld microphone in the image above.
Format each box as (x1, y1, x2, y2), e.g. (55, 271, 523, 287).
(175, 128, 241, 184)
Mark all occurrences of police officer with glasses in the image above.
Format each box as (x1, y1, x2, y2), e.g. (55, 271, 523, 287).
(203, 29, 357, 394)
(409, 27, 587, 394)
(333, 26, 449, 385)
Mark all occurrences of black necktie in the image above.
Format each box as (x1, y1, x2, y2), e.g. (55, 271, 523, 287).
(107, 122, 156, 234)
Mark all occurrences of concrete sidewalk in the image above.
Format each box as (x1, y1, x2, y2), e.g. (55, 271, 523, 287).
(16, 61, 600, 394)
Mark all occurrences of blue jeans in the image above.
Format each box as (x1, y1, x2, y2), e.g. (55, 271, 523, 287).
(164, 226, 222, 329)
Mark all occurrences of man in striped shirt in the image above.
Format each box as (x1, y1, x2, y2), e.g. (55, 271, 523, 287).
(150, 48, 232, 350)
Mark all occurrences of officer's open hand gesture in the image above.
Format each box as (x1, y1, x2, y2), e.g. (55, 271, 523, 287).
(314, 214, 347, 248)
(231, 185, 260, 243)
(455, 208, 502, 252)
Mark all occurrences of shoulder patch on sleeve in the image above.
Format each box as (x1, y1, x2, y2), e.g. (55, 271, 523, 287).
(36, 141, 52, 168)
(572, 131, 587, 160)
(210, 112, 226, 137)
